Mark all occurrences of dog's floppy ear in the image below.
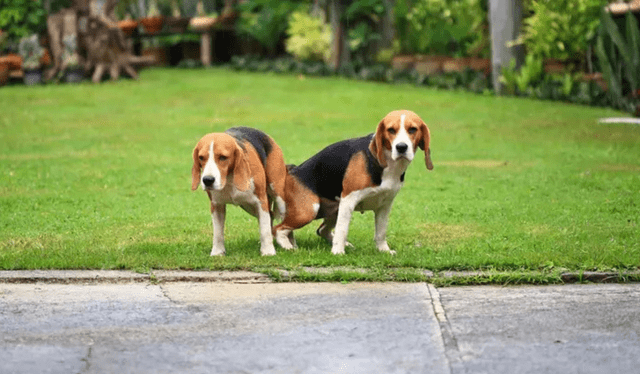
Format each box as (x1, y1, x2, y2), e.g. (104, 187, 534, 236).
(369, 119, 388, 167)
(232, 143, 251, 191)
(418, 121, 434, 171)
(191, 145, 202, 191)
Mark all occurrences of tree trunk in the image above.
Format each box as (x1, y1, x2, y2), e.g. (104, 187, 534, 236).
(489, 0, 524, 94)
(328, 0, 350, 71)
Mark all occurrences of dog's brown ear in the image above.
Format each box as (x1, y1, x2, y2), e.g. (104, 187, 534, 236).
(418, 122, 434, 171)
(191, 145, 202, 190)
(369, 119, 388, 167)
(232, 143, 251, 191)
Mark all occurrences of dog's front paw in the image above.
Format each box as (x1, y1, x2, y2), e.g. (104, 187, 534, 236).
(377, 242, 396, 255)
(260, 244, 277, 256)
(331, 246, 346, 255)
(210, 246, 226, 256)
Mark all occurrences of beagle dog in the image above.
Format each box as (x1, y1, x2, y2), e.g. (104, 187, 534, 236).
(273, 110, 433, 255)
(191, 127, 287, 256)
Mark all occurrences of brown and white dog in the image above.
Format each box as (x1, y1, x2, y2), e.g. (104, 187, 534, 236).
(273, 110, 433, 255)
(191, 127, 287, 256)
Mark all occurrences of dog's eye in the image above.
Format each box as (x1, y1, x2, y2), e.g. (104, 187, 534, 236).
(198, 156, 205, 162)
(408, 127, 417, 134)
(219, 155, 228, 161)
(388, 128, 396, 135)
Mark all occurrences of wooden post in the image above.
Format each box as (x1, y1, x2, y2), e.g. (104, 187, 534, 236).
(201, 30, 212, 67)
(488, 0, 524, 94)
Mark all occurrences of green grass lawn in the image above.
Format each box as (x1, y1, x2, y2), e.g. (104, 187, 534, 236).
(1, 68, 639, 283)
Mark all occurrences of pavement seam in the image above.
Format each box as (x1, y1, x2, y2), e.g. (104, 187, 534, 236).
(427, 283, 459, 374)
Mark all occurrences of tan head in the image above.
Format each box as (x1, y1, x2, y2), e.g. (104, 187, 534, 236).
(369, 110, 433, 170)
(191, 133, 251, 191)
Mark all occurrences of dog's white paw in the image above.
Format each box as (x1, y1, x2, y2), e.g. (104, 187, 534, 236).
(210, 246, 226, 256)
(261, 244, 277, 256)
(331, 246, 346, 255)
(275, 230, 295, 250)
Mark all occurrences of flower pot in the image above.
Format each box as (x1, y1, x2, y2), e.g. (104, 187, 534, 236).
(0, 54, 22, 70)
(414, 55, 446, 76)
(0, 61, 9, 86)
(23, 69, 42, 86)
(442, 57, 468, 73)
(40, 48, 51, 67)
(467, 57, 491, 75)
(189, 16, 216, 32)
(140, 16, 164, 35)
(166, 16, 191, 33)
(391, 55, 416, 72)
(118, 19, 139, 36)
(142, 46, 168, 66)
(544, 59, 566, 74)
(64, 67, 84, 83)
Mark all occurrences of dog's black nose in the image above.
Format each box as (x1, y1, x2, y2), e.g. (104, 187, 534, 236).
(395, 142, 408, 154)
(202, 176, 215, 187)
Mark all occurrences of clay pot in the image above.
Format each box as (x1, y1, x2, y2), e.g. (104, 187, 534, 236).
(0, 54, 22, 70)
(140, 16, 164, 34)
(467, 57, 491, 75)
(166, 16, 190, 33)
(189, 16, 216, 32)
(544, 59, 566, 74)
(23, 69, 43, 86)
(391, 55, 416, 72)
(414, 55, 446, 76)
(118, 19, 139, 36)
(442, 57, 469, 73)
(0, 61, 9, 86)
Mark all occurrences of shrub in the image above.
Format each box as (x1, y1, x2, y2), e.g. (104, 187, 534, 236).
(0, 0, 46, 47)
(285, 10, 331, 63)
(400, 0, 488, 57)
(520, 0, 608, 61)
(595, 10, 640, 114)
(237, 0, 299, 56)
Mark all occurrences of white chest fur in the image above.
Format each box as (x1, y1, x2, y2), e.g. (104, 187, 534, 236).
(209, 177, 260, 217)
(352, 157, 408, 212)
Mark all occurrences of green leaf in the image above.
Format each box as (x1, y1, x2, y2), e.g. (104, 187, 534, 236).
(625, 12, 640, 94)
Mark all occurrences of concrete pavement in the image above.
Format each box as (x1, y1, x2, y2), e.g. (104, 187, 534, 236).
(1, 271, 639, 374)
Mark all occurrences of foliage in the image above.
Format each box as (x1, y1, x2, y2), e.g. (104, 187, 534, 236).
(18, 34, 43, 70)
(344, 0, 385, 61)
(285, 10, 331, 63)
(595, 9, 640, 114)
(515, 54, 544, 94)
(520, 0, 608, 61)
(0, 0, 46, 46)
(237, 0, 300, 56)
(399, 0, 488, 57)
(62, 34, 78, 68)
(147, 0, 161, 17)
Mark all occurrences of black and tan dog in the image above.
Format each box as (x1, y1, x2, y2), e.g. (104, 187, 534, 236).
(191, 127, 287, 256)
(273, 110, 433, 255)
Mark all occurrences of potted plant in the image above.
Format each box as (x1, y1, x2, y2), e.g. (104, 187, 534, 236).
(19, 34, 44, 85)
(0, 30, 9, 86)
(118, 14, 139, 36)
(62, 35, 83, 83)
(189, 0, 217, 32)
(140, 0, 164, 35)
(166, 0, 190, 33)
